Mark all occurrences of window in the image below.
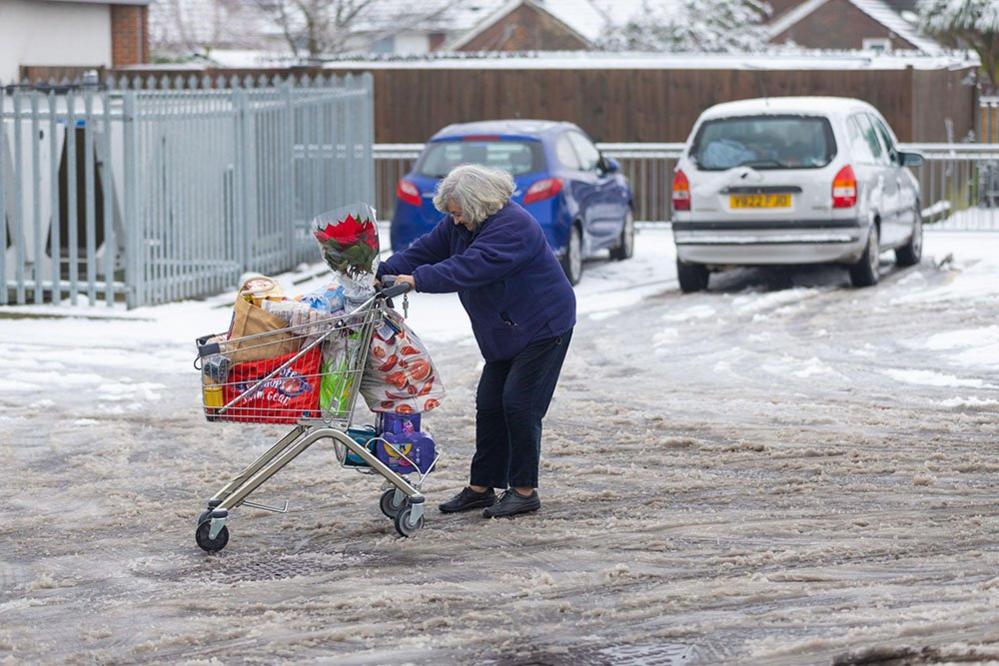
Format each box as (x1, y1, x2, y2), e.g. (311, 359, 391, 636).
(862, 38, 892, 53)
(868, 114, 899, 164)
(415, 140, 544, 177)
(555, 134, 581, 170)
(851, 113, 886, 164)
(847, 116, 876, 163)
(568, 132, 601, 171)
(691, 115, 836, 170)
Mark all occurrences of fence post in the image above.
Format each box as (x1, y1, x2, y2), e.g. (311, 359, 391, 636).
(234, 86, 255, 272)
(361, 73, 375, 207)
(48, 90, 60, 305)
(283, 80, 296, 266)
(30, 92, 42, 304)
(0, 84, 5, 306)
(12, 88, 25, 304)
(122, 90, 142, 308)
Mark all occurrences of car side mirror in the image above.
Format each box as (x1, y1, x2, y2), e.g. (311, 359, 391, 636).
(899, 151, 924, 167)
(601, 156, 620, 173)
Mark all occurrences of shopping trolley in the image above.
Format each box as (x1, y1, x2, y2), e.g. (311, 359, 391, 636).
(192, 278, 439, 552)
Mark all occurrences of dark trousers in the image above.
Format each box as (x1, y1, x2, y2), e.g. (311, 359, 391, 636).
(470, 329, 572, 490)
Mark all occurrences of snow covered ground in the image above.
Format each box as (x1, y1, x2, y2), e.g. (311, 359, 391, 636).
(2, 228, 998, 663)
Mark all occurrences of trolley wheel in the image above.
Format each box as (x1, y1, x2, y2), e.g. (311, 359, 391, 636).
(393, 506, 424, 538)
(195, 520, 230, 553)
(379, 488, 408, 519)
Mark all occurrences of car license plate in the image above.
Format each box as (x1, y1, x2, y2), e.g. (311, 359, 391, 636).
(730, 193, 791, 209)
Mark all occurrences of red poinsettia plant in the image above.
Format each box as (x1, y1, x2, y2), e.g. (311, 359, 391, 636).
(312, 205, 380, 279)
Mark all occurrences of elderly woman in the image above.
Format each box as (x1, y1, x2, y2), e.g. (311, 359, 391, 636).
(377, 164, 576, 518)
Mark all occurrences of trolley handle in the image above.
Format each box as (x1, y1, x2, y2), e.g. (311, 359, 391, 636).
(379, 275, 412, 300)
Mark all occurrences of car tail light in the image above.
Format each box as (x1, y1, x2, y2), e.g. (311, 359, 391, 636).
(672, 169, 691, 211)
(832, 165, 858, 208)
(523, 177, 563, 204)
(396, 179, 421, 207)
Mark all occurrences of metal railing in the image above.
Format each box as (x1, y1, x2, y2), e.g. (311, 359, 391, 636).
(374, 142, 999, 231)
(1, 74, 374, 308)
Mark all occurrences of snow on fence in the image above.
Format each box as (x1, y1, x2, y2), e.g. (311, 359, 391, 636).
(0, 74, 374, 308)
(375, 142, 999, 232)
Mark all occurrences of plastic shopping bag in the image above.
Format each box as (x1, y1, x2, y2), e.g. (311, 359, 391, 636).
(311, 203, 379, 310)
(319, 328, 366, 415)
(360, 308, 445, 414)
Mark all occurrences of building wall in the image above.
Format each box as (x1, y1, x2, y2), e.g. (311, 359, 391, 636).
(771, 0, 916, 50)
(0, 0, 112, 83)
(457, 4, 589, 51)
(111, 3, 149, 67)
(393, 32, 431, 55)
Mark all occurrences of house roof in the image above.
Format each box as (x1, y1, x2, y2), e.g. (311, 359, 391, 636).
(318, 50, 976, 71)
(46, 0, 151, 4)
(443, 0, 596, 50)
(766, 0, 941, 53)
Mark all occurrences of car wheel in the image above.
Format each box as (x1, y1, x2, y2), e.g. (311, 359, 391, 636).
(676, 258, 708, 293)
(895, 207, 923, 267)
(560, 224, 583, 286)
(849, 224, 881, 288)
(609, 209, 635, 261)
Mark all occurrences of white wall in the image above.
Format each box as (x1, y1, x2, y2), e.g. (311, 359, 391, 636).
(393, 32, 430, 55)
(0, 0, 111, 83)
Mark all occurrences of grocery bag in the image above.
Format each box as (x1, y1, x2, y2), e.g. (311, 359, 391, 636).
(319, 328, 366, 415)
(376, 431, 436, 474)
(227, 294, 301, 362)
(360, 309, 445, 414)
(219, 346, 323, 424)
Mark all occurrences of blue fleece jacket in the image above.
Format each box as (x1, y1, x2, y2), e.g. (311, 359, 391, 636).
(377, 201, 576, 362)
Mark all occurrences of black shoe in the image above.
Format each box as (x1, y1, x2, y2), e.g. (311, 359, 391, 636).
(482, 490, 540, 518)
(439, 487, 497, 513)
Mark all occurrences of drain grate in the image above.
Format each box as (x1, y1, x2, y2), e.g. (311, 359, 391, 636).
(133, 551, 375, 584)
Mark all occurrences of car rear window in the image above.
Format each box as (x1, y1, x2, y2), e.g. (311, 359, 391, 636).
(415, 140, 544, 177)
(691, 115, 836, 170)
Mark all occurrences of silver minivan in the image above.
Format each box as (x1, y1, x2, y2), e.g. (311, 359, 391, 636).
(671, 97, 924, 291)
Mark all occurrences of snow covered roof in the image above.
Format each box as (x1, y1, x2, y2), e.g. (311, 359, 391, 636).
(443, 0, 597, 50)
(766, 0, 941, 53)
(318, 50, 976, 71)
(354, 0, 646, 45)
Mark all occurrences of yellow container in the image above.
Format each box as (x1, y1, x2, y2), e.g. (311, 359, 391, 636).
(203, 382, 224, 408)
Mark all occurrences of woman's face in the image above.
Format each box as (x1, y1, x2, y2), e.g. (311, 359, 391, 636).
(446, 200, 474, 231)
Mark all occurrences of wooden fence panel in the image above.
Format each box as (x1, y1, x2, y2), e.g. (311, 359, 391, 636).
(106, 63, 977, 144)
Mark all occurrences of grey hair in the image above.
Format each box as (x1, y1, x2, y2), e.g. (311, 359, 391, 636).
(433, 164, 515, 227)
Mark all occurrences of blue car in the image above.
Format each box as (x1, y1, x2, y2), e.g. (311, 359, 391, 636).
(390, 120, 635, 284)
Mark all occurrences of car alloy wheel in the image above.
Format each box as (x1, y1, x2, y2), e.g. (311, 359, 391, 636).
(561, 225, 583, 285)
(867, 224, 880, 277)
(610, 210, 635, 261)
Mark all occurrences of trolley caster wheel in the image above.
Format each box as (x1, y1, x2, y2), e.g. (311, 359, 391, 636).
(195, 520, 229, 553)
(393, 505, 424, 538)
(379, 489, 408, 519)
(196, 500, 222, 526)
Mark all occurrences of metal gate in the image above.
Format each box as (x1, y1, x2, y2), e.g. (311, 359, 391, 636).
(375, 142, 999, 231)
(0, 74, 374, 308)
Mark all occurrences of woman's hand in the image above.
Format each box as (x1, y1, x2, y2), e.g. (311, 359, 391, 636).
(395, 275, 416, 290)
